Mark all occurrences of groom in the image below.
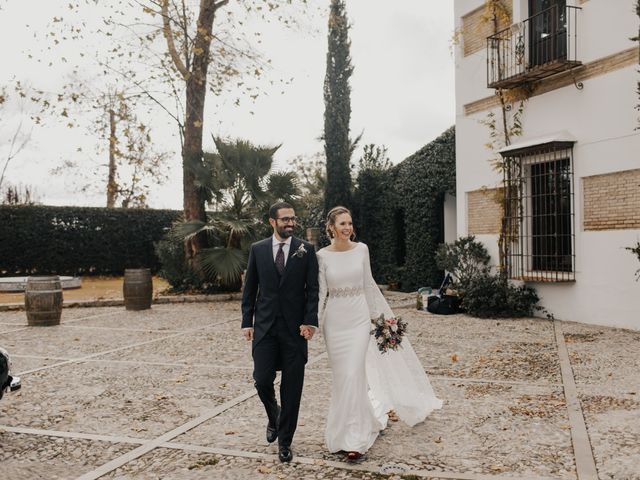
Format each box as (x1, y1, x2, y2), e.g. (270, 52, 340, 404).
(241, 201, 319, 463)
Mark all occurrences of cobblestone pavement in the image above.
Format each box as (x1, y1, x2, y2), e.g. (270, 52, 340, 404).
(1, 298, 639, 480)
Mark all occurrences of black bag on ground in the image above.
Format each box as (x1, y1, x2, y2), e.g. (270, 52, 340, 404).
(427, 294, 461, 315)
(426, 273, 462, 315)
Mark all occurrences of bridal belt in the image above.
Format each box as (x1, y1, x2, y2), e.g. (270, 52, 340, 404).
(328, 286, 364, 298)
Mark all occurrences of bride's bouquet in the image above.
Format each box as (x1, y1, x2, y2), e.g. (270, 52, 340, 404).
(370, 313, 408, 353)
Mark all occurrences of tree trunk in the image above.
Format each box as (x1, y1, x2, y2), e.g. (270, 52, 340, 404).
(106, 108, 117, 208)
(181, 0, 220, 260)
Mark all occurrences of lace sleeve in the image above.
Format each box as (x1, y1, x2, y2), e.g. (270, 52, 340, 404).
(317, 252, 328, 328)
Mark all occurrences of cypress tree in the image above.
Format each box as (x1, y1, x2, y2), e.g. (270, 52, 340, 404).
(323, 0, 354, 212)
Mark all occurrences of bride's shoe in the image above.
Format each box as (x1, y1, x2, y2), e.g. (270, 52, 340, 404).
(346, 451, 363, 462)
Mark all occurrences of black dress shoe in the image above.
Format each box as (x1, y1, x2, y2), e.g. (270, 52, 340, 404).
(278, 445, 293, 463)
(266, 406, 280, 443)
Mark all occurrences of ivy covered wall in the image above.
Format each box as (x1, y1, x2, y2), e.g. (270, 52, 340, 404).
(354, 126, 456, 291)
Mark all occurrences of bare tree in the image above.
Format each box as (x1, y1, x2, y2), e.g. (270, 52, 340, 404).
(1, 183, 40, 206)
(0, 89, 32, 192)
(22, 0, 311, 262)
(50, 88, 170, 208)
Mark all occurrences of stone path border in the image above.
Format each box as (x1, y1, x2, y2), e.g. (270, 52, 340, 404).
(16, 316, 240, 376)
(12, 354, 255, 372)
(0, 309, 129, 335)
(554, 320, 599, 480)
(0, 293, 243, 312)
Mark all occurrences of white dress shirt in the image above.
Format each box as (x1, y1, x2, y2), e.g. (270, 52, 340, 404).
(272, 235, 292, 266)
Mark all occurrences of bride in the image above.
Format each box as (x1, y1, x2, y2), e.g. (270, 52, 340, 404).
(315, 206, 442, 461)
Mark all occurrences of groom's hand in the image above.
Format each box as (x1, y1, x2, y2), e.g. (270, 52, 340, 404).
(242, 328, 253, 341)
(299, 325, 315, 341)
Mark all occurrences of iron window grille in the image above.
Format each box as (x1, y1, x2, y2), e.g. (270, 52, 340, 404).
(500, 141, 576, 282)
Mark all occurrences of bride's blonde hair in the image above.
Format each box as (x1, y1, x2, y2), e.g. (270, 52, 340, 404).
(325, 206, 356, 241)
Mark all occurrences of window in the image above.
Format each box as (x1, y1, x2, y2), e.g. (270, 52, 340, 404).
(500, 140, 576, 282)
(529, 0, 567, 67)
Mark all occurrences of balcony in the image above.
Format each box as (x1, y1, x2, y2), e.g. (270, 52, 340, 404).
(487, 5, 581, 89)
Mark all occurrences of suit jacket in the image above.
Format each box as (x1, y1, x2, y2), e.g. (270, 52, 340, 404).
(241, 236, 319, 354)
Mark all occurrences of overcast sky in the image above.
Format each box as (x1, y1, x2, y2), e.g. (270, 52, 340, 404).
(0, 1, 455, 209)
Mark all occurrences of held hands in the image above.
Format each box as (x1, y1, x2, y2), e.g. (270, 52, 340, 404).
(299, 325, 315, 341)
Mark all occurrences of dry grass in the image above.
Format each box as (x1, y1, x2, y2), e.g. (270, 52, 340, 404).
(0, 276, 170, 304)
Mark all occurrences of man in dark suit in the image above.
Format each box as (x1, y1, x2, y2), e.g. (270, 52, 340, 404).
(241, 202, 319, 463)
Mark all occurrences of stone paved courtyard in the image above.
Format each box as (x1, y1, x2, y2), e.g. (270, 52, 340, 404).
(1, 297, 639, 480)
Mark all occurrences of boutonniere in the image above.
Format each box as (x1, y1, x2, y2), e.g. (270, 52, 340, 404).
(292, 243, 307, 258)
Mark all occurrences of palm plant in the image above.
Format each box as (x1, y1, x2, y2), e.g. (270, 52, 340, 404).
(174, 136, 300, 290)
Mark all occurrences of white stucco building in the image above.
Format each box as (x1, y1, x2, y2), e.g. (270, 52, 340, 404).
(454, 0, 640, 329)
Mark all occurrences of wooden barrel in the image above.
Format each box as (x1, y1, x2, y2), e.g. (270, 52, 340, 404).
(123, 268, 152, 311)
(25, 276, 63, 326)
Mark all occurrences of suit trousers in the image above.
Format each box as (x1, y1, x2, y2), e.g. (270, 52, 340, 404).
(252, 316, 305, 447)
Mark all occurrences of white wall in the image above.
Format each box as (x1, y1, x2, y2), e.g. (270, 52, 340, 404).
(454, 0, 640, 330)
(444, 193, 458, 244)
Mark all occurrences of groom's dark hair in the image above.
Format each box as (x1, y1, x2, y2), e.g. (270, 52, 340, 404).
(269, 201, 294, 219)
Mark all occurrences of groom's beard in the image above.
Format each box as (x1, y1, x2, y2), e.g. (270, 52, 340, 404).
(276, 225, 294, 239)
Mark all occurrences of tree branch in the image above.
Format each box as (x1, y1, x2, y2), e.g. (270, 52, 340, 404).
(161, 0, 190, 79)
(0, 118, 31, 192)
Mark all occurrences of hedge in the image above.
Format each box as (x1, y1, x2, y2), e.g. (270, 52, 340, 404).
(0, 206, 181, 276)
(354, 126, 456, 291)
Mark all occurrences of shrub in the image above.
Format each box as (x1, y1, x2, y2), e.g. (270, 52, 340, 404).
(0, 205, 180, 275)
(435, 235, 490, 292)
(462, 273, 540, 318)
(154, 236, 206, 292)
(353, 127, 456, 290)
(154, 229, 243, 294)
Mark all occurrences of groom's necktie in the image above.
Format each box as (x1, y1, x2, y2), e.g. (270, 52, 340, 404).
(275, 242, 286, 276)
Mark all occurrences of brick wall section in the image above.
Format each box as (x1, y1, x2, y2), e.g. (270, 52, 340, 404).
(462, 2, 512, 57)
(583, 169, 640, 231)
(467, 188, 504, 234)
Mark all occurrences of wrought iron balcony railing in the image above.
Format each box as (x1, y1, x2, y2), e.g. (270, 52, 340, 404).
(487, 5, 581, 89)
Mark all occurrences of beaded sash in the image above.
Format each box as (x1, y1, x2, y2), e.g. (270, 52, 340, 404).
(328, 285, 364, 298)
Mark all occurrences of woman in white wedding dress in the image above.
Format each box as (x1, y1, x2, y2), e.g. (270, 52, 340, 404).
(316, 206, 443, 461)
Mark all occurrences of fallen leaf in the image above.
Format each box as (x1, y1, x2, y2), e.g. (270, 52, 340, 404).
(451, 354, 459, 363)
(257, 466, 272, 474)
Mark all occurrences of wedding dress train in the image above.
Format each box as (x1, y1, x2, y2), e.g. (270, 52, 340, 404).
(318, 243, 442, 454)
